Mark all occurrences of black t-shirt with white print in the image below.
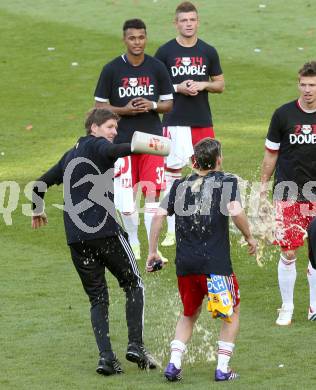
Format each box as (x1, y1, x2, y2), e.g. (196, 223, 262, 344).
(155, 39, 222, 127)
(94, 54, 173, 143)
(160, 171, 240, 276)
(265, 100, 316, 201)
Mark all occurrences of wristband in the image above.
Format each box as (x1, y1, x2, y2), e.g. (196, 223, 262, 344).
(173, 84, 178, 93)
(152, 101, 158, 110)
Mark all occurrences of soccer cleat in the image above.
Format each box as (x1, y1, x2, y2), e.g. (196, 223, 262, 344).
(126, 342, 157, 370)
(308, 307, 316, 321)
(215, 368, 239, 381)
(164, 363, 182, 381)
(131, 244, 141, 260)
(276, 305, 293, 326)
(96, 355, 124, 376)
(157, 249, 168, 263)
(161, 232, 176, 247)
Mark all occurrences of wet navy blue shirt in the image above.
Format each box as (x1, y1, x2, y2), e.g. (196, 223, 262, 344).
(161, 171, 240, 276)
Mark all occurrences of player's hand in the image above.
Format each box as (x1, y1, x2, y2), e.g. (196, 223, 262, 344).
(178, 80, 198, 96)
(124, 99, 147, 115)
(146, 253, 164, 272)
(32, 212, 48, 229)
(188, 81, 207, 92)
(245, 236, 257, 255)
(130, 97, 154, 112)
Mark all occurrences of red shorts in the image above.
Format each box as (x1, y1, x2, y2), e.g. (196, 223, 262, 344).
(177, 273, 240, 317)
(131, 153, 165, 196)
(274, 201, 316, 251)
(191, 127, 215, 146)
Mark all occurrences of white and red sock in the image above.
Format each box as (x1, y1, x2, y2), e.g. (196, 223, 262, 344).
(170, 339, 186, 369)
(217, 341, 235, 373)
(278, 254, 296, 310)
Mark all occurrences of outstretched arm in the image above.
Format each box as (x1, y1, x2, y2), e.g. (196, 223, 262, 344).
(31, 154, 65, 229)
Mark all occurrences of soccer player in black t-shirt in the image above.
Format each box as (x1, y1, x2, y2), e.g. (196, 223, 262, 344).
(155, 1, 224, 247)
(260, 61, 316, 325)
(147, 138, 256, 382)
(32, 109, 157, 375)
(94, 19, 173, 261)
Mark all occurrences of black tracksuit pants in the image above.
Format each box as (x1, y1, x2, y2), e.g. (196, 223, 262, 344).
(69, 232, 144, 356)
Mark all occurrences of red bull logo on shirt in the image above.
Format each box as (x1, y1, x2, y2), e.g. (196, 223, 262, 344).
(290, 124, 316, 144)
(119, 76, 154, 98)
(171, 56, 207, 77)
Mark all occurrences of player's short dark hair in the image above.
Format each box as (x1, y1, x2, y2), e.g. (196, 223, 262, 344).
(176, 1, 198, 15)
(123, 19, 146, 34)
(85, 108, 119, 135)
(298, 61, 316, 78)
(194, 138, 222, 170)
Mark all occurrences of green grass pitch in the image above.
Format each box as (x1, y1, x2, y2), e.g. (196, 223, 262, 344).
(1, 0, 316, 389)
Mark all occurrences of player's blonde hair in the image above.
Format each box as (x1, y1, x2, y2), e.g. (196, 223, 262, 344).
(175, 1, 198, 16)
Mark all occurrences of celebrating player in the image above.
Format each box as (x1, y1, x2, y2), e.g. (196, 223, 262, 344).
(94, 19, 173, 261)
(147, 138, 256, 382)
(32, 109, 159, 375)
(260, 61, 316, 325)
(155, 1, 224, 246)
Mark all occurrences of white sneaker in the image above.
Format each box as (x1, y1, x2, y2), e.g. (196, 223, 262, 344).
(157, 249, 168, 263)
(276, 305, 293, 326)
(131, 244, 141, 261)
(308, 307, 316, 321)
(161, 232, 176, 247)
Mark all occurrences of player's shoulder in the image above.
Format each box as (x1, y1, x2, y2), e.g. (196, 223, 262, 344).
(225, 172, 238, 180)
(102, 55, 124, 70)
(146, 54, 166, 66)
(145, 54, 169, 73)
(215, 171, 238, 183)
(157, 39, 177, 52)
(196, 38, 218, 54)
(80, 135, 110, 149)
(171, 173, 197, 190)
(275, 99, 297, 113)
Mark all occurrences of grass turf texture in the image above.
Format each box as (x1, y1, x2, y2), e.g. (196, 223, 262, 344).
(1, 0, 316, 388)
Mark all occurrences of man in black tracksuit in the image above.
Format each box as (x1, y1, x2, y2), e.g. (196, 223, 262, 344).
(32, 108, 156, 375)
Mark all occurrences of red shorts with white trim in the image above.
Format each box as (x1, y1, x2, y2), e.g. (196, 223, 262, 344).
(274, 201, 316, 251)
(177, 273, 240, 317)
(131, 153, 165, 196)
(191, 127, 215, 146)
